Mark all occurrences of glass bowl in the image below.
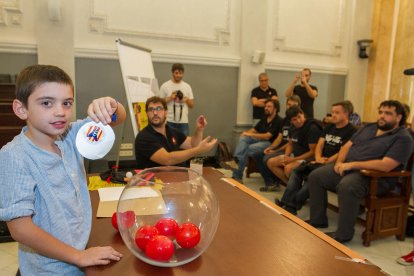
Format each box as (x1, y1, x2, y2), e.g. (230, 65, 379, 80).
(117, 166, 220, 267)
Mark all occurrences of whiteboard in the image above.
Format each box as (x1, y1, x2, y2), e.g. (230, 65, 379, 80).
(116, 39, 158, 136)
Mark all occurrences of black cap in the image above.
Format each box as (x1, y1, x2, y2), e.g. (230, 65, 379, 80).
(403, 68, 414, 75)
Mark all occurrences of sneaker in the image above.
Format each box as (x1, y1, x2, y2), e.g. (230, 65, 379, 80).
(274, 198, 285, 207)
(259, 184, 280, 192)
(324, 231, 352, 243)
(305, 220, 329, 229)
(397, 250, 414, 265)
(220, 160, 239, 171)
(231, 176, 243, 184)
(283, 206, 297, 215)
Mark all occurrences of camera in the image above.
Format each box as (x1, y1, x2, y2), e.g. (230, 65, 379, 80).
(176, 90, 184, 100)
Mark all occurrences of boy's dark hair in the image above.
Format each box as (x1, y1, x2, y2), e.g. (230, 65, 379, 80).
(15, 65, 73, 106)
(265, 99, 280, 113)
(379, 100, 407, 126)
(171, 63, 184, 72)
(146, 96, 167, 112)
(285, 105, 304, 120)
(333, 100, 353, 116)
(286, 95, 301, 105)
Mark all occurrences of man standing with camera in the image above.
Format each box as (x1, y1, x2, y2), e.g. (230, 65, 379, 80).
(160, 63, 194, 135)
(285, 68, 318, 119)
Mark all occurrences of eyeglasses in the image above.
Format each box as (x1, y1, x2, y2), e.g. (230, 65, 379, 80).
(147, 106, 164, 113)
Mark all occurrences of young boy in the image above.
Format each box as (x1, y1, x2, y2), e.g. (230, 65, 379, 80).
(0, 65, 126, 275)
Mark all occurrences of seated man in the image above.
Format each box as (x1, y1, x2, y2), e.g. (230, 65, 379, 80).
(308, 100, 413, 243)
(323, 100, 361, 127)
(266, 106, 322, 185)
(257, 95, 301, 191)
(135, 96, 217, 169)
(228, 99, 284, 183)
(275, 101, 357, 214)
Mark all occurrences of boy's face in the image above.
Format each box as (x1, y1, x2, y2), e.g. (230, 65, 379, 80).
(20, 82, 74, 141)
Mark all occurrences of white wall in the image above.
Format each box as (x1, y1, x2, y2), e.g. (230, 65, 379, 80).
(0, 0, 373, 122)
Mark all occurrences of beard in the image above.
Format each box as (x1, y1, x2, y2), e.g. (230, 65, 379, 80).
(377, 120, 397, 131)
(149, 116, 166, 127)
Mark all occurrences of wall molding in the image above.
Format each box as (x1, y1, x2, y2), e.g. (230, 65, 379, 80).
(0, 42, 349, 74)
(74, 47, 240, 67)
(0, 41, 36, 54)
(88, 0, 231, 46)
(272, 0, 345, 56)
(0, 0, 23, 26)
(265, 60, 348, 75)
(0, 41, 350, 74)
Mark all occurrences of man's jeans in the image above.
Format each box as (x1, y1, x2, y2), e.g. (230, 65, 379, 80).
(258, 150, 285, 185)
(232, 136, 270, 180)
(280, 170, 309, 210)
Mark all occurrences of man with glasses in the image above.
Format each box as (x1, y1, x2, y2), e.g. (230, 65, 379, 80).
(134, 96, 217, 169)
(251, 72, 278, 126)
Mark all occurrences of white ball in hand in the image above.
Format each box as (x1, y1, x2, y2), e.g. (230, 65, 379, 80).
(126, 171, 133, 179)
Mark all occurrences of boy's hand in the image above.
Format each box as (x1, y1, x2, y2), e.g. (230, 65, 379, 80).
(75, 246, 123, 267)
(88, 97, 118, 125)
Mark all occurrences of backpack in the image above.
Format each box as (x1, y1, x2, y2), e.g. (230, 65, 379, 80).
(215, 142, 233, 164)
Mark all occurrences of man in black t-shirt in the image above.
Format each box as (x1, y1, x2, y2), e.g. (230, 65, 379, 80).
(266, 106, 322, 185)
(285, 68, 318, 118)
(259, 95, 301, 191)
(227, 99, 284, 183)
(251, 72, 278, 125)
(308, 100, 413, 243)
(134, 96, 217, 169)
(275, 101, 357, 214)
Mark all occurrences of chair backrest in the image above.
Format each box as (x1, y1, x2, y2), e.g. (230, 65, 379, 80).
(399, 151, 414, 197)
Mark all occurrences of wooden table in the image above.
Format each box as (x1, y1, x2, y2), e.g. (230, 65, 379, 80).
(86, 167, 385, 275)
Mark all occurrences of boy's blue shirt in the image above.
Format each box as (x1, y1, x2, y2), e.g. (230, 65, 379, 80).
(0, 118, 92, 275)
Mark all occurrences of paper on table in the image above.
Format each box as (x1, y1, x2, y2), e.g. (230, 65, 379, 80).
(98, 186, 158, 202)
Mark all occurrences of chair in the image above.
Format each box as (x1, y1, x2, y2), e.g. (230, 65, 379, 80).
(246, 157, 259, 178)
(360, 154, 413, 246)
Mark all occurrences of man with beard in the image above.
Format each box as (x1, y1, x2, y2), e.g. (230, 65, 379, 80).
(307, 100, 413, 243)
(159, 63, 194, 135)
(225, 99, 284, 183)
(134, 96, 217, 169)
